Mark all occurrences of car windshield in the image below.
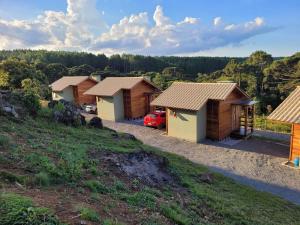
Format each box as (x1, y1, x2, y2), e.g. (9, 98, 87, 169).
(148, 114, 157, 118)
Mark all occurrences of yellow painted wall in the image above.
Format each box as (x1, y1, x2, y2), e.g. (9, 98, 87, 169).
(197, 104, 207, 141)
(52, 86, 74, 102)
(167, 105, 207, 142)
(96, 91, 124, 121)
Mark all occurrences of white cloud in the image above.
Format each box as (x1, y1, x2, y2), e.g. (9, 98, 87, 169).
(213, 17, 222, 26)
(0, 1, 275, 55)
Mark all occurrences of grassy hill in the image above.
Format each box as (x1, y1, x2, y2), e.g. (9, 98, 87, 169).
(1, 112, 300, 225)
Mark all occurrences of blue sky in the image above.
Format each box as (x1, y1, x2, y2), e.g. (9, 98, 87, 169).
(0, 0, 299, 56)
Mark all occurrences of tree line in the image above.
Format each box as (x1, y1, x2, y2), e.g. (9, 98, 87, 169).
(0, 49, 299, 114)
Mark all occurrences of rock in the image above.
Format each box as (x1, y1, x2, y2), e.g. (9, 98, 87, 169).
(0, 90, 23, 118)
(89, 117, 103, 129)
(199, 173, 214, 184)
(122, 133, 137, 141)
(2, 106, 19, 118)
(49, 100, 85, 126)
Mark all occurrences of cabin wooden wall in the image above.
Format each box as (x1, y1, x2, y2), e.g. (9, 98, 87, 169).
(123, 90, 132, 119)
(75, 79, 97, 105)
(129, 81, 158, 118)
(206, 89, 249, 140)
(290, 123, 300, 161)
(206, 100, 220, 140)
(218, 89, 248, 140)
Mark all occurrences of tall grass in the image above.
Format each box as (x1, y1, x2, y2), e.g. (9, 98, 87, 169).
(255, 115, 291, 134)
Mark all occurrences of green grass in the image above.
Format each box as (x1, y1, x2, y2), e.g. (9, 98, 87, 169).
(84, 179, 110, 194)
(76, 206, 100, 222)
(0, 193, 63, 225)
(255, 115, 291, 133)
(0, 114, 300, 225)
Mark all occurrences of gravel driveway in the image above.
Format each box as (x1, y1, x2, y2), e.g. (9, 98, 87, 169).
(103, 120, 300, 205)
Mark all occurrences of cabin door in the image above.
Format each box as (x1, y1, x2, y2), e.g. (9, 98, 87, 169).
(232, 105, 241, 131)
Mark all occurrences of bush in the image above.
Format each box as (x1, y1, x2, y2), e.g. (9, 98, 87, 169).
(37, 107, 53, 119)
(34, 172, 51, 186)
(0, 171, 25, 184)
(22, 92, 41, 116)
(0, 193, 62, 225)
(77, 206, 100, 222)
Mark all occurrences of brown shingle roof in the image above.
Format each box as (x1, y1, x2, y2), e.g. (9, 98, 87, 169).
(84, 77, 159, 96)
(50, 76, 92, 92)
(268, 87, 300, 124)
(151, 82, 247, 111)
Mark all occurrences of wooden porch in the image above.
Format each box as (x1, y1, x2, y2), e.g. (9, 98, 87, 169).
(231, 100, 256, 139)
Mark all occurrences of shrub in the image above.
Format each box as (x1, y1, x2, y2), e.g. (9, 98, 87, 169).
(38, 107, 53, 119)
(0, 171, 25, 184)
(84, 180, 110, 194)
(53, 101, 65, 112)
(0, 193, 62, 225)
(77, 206, 100, 222)
(0, 134, 10, 148)
(22, 92, 41, 116)
(34, 172, 51, 186)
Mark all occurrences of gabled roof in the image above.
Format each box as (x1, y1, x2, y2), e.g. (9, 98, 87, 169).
(50, 76, 96, 92)
(268, 87, 300, 124)
(151, 82, 249, 111)
(84, 77, 160, 96)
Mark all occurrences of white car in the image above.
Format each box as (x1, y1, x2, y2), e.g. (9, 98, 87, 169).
(83, 104, 97, 114)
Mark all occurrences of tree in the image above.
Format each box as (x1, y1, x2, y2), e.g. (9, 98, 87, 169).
(68, 64, 95, 76)
(162, 67, 184, 78)
(152, 74, 166, 89)
(0, 58, 47, 88)
(0, 69, 9, 88)
(44, 63, 68, 83)
(21, 78, 42, 97)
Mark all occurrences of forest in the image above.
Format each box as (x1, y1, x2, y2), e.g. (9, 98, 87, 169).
(0, 49, 299, 114)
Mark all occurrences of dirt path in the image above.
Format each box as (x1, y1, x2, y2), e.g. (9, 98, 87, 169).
(103, 120, 300, 205)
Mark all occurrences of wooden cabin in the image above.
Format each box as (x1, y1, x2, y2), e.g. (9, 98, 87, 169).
(84, 77, 160, 121)
(50, 76, 98, 105)
(151, 82, 254, 142)
(268, 87, 300, 162)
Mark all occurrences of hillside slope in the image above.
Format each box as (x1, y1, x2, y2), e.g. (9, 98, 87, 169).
(1, 114, 300, 225)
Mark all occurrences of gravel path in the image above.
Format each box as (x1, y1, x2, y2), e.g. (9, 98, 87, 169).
(103, 120, 300, 205)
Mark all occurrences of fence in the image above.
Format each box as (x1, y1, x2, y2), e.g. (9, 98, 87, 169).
(254, 115, 291, 134)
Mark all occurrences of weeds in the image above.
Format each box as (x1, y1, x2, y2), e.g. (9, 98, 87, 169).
(84, 180, 110, 194)
(34, 172, 51, 186)
(76, 206, 100, 222)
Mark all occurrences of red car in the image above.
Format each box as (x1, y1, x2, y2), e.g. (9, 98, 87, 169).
(144, 111, 166, 129)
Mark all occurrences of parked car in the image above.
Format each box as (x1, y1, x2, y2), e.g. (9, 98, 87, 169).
(83, 104, 97, 114)
(144, 111, 166, 129)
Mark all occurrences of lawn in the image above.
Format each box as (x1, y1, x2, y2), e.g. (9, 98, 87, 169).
(0, 113, 300, 225)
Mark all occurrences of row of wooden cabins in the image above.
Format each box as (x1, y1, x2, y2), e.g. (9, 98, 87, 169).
(50, 76, 255, 141)
(50, 76, 299, 164)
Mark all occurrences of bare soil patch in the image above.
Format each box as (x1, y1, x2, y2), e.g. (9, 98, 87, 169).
(100, 151, 177, 187)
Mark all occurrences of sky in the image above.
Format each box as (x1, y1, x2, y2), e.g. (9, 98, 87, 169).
(0, 0, 299, 57)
